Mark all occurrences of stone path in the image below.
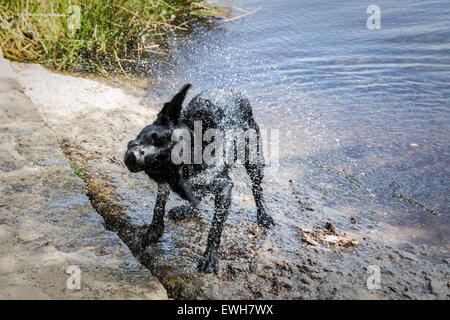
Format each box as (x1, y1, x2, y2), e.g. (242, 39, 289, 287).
(0, 53, 167, 299)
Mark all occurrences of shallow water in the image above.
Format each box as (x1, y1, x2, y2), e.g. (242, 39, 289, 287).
(144, 0, 449, 251)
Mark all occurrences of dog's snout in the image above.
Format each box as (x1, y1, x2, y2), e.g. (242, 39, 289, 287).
(124, 150, 136, 166)
(124, 150, 142, 173)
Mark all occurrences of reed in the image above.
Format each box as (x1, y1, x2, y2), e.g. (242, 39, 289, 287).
(0, 0, 228, 74)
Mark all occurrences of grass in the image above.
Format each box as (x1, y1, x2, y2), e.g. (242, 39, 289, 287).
(69, 161, 86, 180)
(0, 0, 228, 75)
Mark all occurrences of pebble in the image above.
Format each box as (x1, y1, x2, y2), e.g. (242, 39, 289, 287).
(397, 250, 419, 262)
(277, 277, 293, 289)
(428, 278, 445, 296)
(247, 274, 257, 283)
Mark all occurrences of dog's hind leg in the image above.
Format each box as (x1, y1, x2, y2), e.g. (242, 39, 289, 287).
(167, 203, 197, 220)
(243, 115, 275, 228)
(142, 183, 170, 249)
(197, 177, 233, 274)
(246, 162, 274, 228)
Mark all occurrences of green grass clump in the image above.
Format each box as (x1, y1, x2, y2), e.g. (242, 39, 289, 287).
(69, 161, 86, 180)
(0, 0, 227, 74)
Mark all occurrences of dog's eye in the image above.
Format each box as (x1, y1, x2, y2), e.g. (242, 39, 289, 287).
(153, 135, 168, 147)
(151, 133, 165, 146)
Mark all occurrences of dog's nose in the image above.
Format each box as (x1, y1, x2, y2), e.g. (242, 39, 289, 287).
(124, 151, 139, 172)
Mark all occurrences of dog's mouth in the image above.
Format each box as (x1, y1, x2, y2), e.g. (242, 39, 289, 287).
(124, 150, 144, 173)
(124, 149, 167, 173)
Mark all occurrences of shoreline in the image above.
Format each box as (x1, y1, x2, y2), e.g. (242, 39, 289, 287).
(3, 59, 448, 299)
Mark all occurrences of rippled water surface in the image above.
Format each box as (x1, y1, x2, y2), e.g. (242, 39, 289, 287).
(146, 0, 449, 250)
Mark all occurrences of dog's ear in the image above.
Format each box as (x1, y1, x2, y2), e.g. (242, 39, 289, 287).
(155, 84, 191, 126)
(170, 83, 191, 108)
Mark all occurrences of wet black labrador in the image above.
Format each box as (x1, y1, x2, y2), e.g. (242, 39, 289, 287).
(124, 84, 274, 273)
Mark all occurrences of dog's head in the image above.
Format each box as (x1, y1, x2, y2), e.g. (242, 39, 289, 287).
(124, 84, 191, 173)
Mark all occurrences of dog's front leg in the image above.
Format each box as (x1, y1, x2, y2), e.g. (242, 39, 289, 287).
(197, 178, 233, 274)
(142, 183, 170, 249)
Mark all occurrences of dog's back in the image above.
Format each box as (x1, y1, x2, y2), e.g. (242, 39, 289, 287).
(180, 88, 254, 131)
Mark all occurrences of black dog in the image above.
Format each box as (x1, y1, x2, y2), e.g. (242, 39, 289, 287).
(124, 84, 274, 273)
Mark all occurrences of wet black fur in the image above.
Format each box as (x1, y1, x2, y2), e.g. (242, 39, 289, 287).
(124, 84, 274, 273)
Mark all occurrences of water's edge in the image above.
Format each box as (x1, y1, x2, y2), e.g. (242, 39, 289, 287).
(10, 60, 449, 299)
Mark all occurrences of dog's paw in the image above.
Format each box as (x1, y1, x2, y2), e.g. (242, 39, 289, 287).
(197, 249, 219, 274)
(257, 210, 275, 228)
(141, 225, 163, 249)
(168, 204, 195, 221)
